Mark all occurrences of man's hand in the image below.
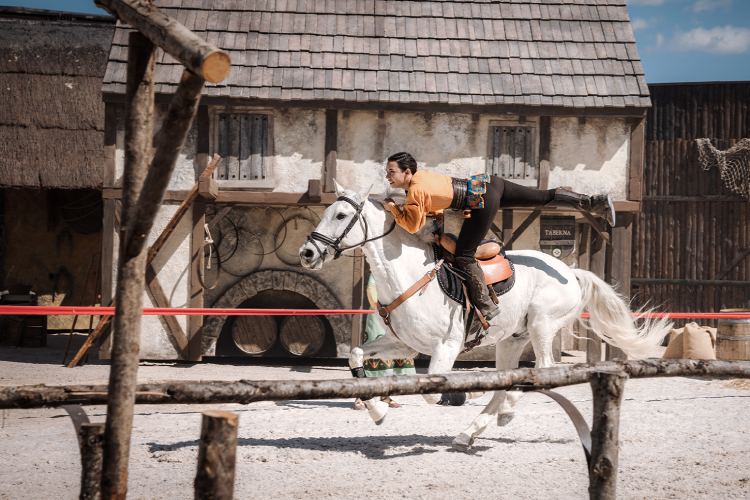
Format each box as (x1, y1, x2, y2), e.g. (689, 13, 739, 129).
(383, 197, 397, 212)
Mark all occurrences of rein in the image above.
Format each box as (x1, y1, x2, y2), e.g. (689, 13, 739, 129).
(377, 259, 444, 341)
(307, 195, 396, 259)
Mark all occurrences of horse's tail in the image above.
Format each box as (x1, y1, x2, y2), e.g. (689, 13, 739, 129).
(572, 268, 672, 359)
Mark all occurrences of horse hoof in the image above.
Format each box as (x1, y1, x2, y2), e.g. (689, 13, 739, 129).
(497, 412, 515, 427)
(452, 433, 474, 451)
(366, 399, 389, 424)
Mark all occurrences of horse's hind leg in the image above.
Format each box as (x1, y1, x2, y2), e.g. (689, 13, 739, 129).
(452, 333, 529, 451)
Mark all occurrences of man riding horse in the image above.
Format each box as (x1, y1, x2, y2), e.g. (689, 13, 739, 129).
(382, 152, 615, 331)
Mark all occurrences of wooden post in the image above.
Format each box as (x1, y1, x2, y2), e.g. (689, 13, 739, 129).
(188, 199, 206, 361)
(502, 210, 514, 249)
(323, 109, 338, 192)
(194, 410, 238, 500)
(588, 371, 627, 500)
(587, 230, 607, 363)
(80, 423, 105, 500)
(101, 31, 155, 500)
(94, 0, 230, 83)
(606, 213, 632, 360)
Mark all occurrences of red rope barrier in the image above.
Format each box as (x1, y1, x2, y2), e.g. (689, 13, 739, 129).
(0, 306, 749, 319)
(0, 306, 375, 316)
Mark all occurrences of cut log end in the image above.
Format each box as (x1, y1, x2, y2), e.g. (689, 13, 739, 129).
(202, 410, 239, 423)
(201, 51, 231, 83)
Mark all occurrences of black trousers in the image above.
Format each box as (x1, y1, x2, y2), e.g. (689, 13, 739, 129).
(454, 176, 554, 259)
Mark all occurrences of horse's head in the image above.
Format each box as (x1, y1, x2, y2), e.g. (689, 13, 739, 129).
(299, 180, 375, 269)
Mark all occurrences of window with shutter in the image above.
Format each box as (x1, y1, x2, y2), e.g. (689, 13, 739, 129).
(213, 110, 273, 187)
(487, 125, 538, 183)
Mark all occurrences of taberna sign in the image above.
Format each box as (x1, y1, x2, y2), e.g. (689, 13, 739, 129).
(539, 215, 576, 259)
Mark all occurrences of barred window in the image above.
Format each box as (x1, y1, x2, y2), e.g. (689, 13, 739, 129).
(215, 112, 270, 182)
(487, 125, 537, 182)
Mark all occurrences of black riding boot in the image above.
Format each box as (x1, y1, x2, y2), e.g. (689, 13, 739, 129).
(553, 188, 616, 226)
(455, 256, 499, 326)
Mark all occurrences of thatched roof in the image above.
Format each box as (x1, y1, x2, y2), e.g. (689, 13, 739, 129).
(103, 0, 649, 110)
(0, 8, 114, 188)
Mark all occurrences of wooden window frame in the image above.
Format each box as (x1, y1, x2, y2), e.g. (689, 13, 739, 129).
(485, 117, 540, 187)
(210, 105, 275, 189)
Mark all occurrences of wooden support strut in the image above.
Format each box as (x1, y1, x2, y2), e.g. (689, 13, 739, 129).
(94, 0, 230, 83)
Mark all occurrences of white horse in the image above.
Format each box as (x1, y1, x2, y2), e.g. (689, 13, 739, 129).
(299, 182, 671, 450)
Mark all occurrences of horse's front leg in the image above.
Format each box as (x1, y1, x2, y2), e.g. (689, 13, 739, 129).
(453, 333, 529, 451)
(422, 339, 462, 404)
(348, 334, 416, 425)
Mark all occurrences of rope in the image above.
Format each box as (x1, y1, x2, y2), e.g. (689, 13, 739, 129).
(0, 306, 749, 319)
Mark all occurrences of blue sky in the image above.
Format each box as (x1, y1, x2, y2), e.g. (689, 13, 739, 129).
(2, 0, 748, 84)
(628, 0, 750, 82)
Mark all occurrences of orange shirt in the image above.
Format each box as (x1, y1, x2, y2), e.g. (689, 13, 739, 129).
(387, 170, 453, 233)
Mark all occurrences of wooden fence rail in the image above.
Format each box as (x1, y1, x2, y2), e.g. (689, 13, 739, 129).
(2, 360, 748, 409)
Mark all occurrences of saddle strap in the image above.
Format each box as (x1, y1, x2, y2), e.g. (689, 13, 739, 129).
(377, 259, 444, 339)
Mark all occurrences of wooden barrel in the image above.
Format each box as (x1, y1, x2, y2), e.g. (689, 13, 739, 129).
(279, 316, 326, 357)
(231, 315, 277, 355)
(716, 309, 750, 361)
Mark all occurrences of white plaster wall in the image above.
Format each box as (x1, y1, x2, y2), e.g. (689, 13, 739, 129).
(268, 108, 325, 192)
(548, 117, 630, 200)
(336, 110, 494, 194)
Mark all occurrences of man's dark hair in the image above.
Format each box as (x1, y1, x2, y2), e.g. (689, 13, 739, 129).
(387, 152, 418, 174)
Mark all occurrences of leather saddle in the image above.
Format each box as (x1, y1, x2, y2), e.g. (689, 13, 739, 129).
(436, 233, 513, 284)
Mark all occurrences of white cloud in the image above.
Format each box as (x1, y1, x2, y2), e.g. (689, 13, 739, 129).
(629, 0, 667, 5)
(631, 18, 650, 31)
(672, 25, 750, 54)
(691, 0, 732, 13)
(655, 33, 665, 47)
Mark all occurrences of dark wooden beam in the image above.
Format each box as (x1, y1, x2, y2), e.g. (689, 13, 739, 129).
(628, 117, 645, 202)
(586, 231, 607, 363)
(94, 0, 230, 83)
(538, 116, 551, 190)
(187, 200, 207, 361)
(504, 210, 541, 250)
(605, 214, 632, 361)
(307, 179, 322, 203)
(324, 109, 338, 192)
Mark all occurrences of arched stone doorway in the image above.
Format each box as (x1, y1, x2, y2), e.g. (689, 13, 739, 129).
(201, 269, 350, 357)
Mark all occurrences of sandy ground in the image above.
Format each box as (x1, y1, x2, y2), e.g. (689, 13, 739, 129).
(1, 335, 749, 499)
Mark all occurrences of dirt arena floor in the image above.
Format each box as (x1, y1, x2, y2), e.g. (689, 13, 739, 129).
(1, 335, 749, 499)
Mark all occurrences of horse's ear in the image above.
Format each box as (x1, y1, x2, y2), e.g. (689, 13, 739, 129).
(333, 179, 345, 198)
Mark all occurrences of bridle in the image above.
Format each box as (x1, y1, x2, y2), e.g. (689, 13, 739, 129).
(306, 195, 396, 259)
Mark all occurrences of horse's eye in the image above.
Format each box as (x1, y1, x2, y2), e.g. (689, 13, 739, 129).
(336, 213, 347, 220)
